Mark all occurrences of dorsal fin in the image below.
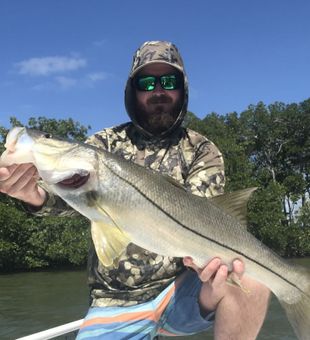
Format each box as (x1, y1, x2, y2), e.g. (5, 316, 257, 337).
(210, 187, 257, 227)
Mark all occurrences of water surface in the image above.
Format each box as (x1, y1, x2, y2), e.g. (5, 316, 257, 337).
(1, 258, 309, 339)
(0, 270, 88, 339)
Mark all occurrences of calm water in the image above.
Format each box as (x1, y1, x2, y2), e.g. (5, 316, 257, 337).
(0, 270, 89, 339)
(0, 258, 309, 340)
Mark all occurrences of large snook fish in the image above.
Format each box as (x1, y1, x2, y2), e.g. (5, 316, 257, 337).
(1, 127, 310, 339)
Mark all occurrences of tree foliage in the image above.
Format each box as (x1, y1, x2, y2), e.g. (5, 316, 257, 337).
(0, 116, 90, 143)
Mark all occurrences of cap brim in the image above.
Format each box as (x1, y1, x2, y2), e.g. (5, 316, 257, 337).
(130, 61, 184, 78)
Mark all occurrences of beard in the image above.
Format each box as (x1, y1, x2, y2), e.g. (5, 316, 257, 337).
(135, 94, 183, 135)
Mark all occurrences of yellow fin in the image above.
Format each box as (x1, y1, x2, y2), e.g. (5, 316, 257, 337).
(91, 221, 131, 268)
(226, 273, 251, 294)
(210, 187, 257, 227)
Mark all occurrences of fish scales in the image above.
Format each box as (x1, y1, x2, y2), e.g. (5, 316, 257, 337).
(98, 149, 307, 294)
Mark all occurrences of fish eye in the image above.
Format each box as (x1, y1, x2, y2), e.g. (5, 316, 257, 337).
(44, 133, 52, 139)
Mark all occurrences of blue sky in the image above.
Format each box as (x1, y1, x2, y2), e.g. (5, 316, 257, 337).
(1, 0, 309, 135)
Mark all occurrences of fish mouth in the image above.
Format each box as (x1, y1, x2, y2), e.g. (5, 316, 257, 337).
(56, 173, 90, 189)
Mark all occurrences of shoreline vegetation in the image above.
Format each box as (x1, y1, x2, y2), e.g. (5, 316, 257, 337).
(1, 99, 310, 273)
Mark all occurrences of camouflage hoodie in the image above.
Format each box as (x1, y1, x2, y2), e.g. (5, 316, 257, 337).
(34, 41, 225, 307)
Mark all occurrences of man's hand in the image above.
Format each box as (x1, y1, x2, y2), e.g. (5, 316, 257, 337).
(183, 257, 245, 316)
(0, 164, 46, 207)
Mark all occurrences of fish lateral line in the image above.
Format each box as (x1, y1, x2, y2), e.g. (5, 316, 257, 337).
(103, 161, 307, 296)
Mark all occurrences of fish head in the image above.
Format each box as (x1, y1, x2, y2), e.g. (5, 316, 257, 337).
(2, 127, 36, 164)
(1, 127, 99, 192)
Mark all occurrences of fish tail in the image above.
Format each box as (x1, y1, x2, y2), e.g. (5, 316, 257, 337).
(278, 268, 310, 340)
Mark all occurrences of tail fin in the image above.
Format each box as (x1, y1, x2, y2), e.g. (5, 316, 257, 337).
(279, 268, 310, 340)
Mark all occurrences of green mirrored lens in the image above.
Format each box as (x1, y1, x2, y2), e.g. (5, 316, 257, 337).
(160, 75, 177, 90)
(137, 76, 156, 91)
(135, 74, 180, 91)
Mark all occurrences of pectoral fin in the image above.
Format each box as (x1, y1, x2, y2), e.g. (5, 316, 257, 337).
(91, 221, 131, 268)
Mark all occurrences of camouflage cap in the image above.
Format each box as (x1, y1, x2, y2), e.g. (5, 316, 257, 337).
(125, 41, 189, 138)
(129, 41, 186, 77)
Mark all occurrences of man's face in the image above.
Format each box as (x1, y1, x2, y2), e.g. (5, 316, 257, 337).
(133, 63, 184, 135)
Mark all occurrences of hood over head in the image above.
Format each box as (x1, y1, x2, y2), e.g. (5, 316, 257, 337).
(125, 41, 189, 138)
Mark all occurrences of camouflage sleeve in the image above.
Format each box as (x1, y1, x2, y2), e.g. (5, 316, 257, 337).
(85, 131, 110, 150)
(185, 139, 225, 198)
(28, 181, 79, 217)
(29, 130, 110, 217)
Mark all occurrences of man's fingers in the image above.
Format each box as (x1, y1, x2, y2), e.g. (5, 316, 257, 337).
(5, 166, 38, 196)
(0, 164, 37, 194)
(0, 164, 18, 181)
(199, 258, 222, 282)
(183, 257, 226, 282)
(0, 163, 45, 206)
(232, 259, 244, 277)
(21, 176, 41, 197)
(183, 256, 202, 274)
(183, 257, 246, 285)
(212, 264, 229, 287)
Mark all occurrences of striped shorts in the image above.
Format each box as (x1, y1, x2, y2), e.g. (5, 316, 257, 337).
(77, 271, 214, 339)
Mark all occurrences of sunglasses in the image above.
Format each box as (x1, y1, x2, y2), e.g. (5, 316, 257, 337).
(133, 74, 182, 91)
